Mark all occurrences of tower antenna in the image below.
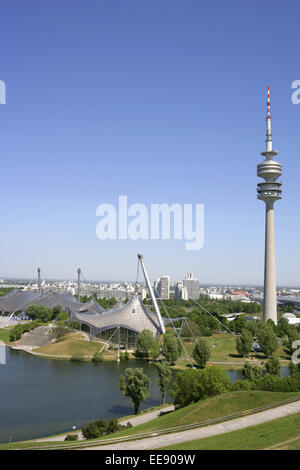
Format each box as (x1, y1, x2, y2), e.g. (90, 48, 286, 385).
(257, 86, 282, 324)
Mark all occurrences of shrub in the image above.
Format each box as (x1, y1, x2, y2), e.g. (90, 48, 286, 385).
(231, 379, 254, 391)
(255, 373, 300, 392)
(242, 362, 262, 382)
(8, 320, 42, 342)
(82, 419, 128, 439)
(55, 311, 69, 322)
(170, 366, 230, 407)
(265, 355, 281, 376)
(64, 434, 78, 441)
(70, 354, 85, 362)
(92, 352, 103, 362)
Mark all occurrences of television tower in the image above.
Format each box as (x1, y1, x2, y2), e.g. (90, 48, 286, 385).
(257, 86, 282, 324)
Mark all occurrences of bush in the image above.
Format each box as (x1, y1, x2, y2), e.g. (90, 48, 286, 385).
(92, 352, 103, 362)
(64, 434, 78, 441)
(50, 325, 70, 340)
(9, 320, 42, 342)
(231, 379, 254, 391)
(255, 373, 300, 392)
(265, 355, 281, 376)
(55, 311, 69, 322)
(70, 354, 85, 362)
(170, 366, 230, 407)
(242, 362, 262, 382)
(82, 419, 128, 439)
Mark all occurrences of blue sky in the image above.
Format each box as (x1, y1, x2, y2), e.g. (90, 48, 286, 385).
(0, 0, 299, 285)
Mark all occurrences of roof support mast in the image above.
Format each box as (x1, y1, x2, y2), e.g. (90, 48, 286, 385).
(137, 254, 165, 335)
(77, 268, 81, 303)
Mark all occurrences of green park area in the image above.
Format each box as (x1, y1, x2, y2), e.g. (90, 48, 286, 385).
(0, 390, 299, 450)
(34, 332, 116, 359)
(161, 411, 300, 450)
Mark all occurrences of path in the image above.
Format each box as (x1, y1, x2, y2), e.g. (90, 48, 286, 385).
(35, 406, 175, 442)
(86, 400, 300, 450)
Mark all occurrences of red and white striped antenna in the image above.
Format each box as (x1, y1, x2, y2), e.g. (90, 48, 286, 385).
(267, 85, 271, 119)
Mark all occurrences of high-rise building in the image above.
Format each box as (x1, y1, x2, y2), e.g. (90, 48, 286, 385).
(174, 281, 189, 301)
(154, 275, 170, 299)
(183, 272, 199, 299)
(257, 86, 282, 324)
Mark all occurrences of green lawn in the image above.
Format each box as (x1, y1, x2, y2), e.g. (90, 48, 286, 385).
(35, 332, 115, 358)
(181, 333, 290, 364)
(99, 390, 300, 438)
(0, 326, 13, 344)
(161, 412, 300, 450)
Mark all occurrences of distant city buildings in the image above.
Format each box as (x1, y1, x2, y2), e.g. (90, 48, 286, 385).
(174, 281, 188, 301)
(183, 272, 200, 300)
(154, 275, 170, 300)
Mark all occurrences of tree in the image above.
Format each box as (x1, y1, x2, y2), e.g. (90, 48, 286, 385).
(52, 305, 62, 319)
(119, 368, 151, 414)
(154, 361, 172, 405)
(162, 330, 182, 365)
(242, 362, 262, 382)
(170, 369, 201, 407)
(192, 339, 211, 368)
(50, 325, 69, 340)
(257, 325, 279, 357)
(193, 366, 230, 401)
(135, 330, 160, 360)
(236, 329, 253, 357)
(170, 366, 230, 407)
(265, 355, 281, 376)
(25, 304, 52, 322)
(232, 315, 247, 334)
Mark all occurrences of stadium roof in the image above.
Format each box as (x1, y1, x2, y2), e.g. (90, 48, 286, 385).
(73, 292, 163, 336)
(0, 289, 98, 314)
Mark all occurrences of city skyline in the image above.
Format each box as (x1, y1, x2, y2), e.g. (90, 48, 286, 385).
(1, 1, 299, 285)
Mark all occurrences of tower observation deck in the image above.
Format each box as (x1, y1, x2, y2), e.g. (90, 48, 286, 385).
(257, 86, 282, 324)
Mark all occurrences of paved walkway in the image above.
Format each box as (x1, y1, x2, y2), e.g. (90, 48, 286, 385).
(35, 406, 175, 442)
(87, 400, 300, 450)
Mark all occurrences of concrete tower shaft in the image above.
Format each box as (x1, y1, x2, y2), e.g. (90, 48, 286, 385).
(257, 86, 282, 324)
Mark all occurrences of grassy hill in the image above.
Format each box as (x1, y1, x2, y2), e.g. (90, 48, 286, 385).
(35, 332, 116, 359)
(0, 390, 299, 449)
(100, 390, 300, 439)
(161, 411, 300, 450)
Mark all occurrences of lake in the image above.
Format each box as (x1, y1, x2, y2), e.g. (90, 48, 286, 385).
(0, 347, 291, 444)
